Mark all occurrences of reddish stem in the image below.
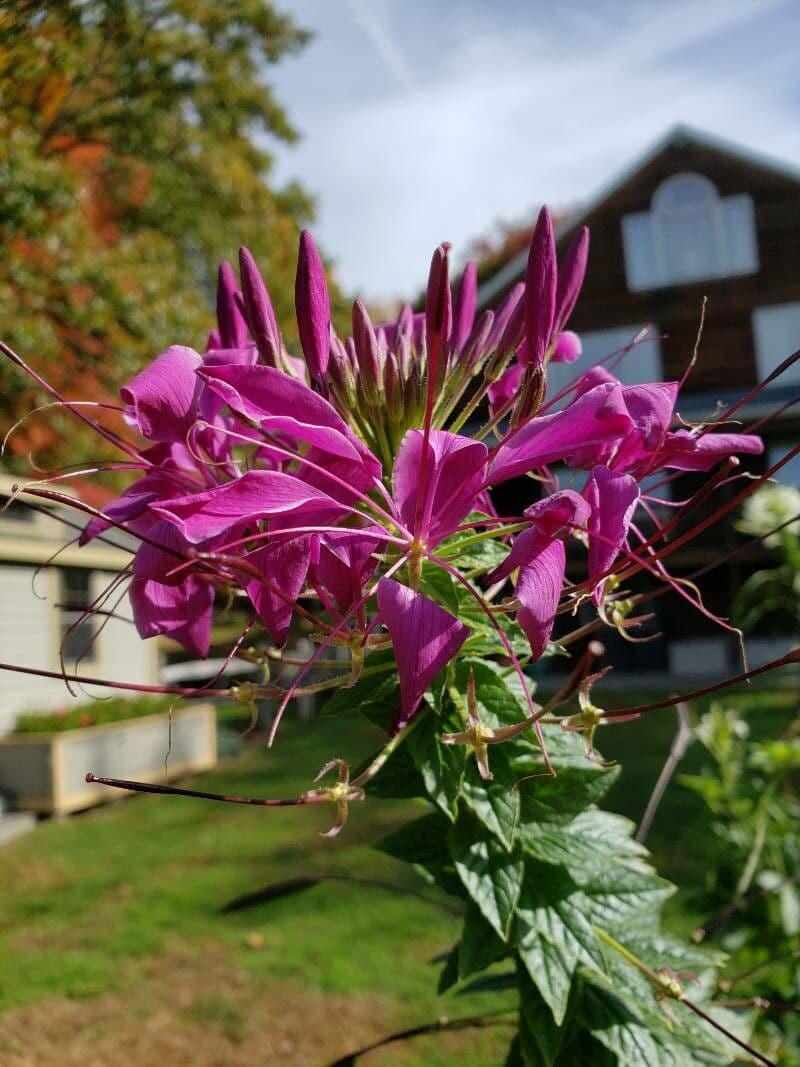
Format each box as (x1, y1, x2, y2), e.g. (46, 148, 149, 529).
(604, 649, 800, 719)
(0, 661, 232, 698)
(85, 773, 304, 806)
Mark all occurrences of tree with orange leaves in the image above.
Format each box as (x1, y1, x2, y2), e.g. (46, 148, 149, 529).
(0, 0, 320, 471)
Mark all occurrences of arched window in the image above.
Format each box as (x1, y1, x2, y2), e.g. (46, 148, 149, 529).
(622, 172, 758, 291)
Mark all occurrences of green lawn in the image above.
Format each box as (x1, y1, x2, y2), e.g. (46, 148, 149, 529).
(0, 713, 514, 1066)
(0, 684, 795, 1065)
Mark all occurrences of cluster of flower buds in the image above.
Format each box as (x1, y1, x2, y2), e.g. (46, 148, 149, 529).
(1, 206, 772, 757)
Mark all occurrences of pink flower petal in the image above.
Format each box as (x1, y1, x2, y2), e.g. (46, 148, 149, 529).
(245, 536, 313, 646)
(516, 540, 566, 661)
(550, 330, 582, 364)
(120, 345, 202, 443)
(153, 470, 350, 543)
(130, 574, 214, 657)
(392, 429, 488, 545)
(489, 382, 634, 485)
(554, 227, 589, 334)
(377, 578, 469, 731)
(198, 363, 381, 490)
(584, 465, 640, 600)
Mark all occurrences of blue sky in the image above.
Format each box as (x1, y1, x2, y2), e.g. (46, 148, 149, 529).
(267, 0, 800, 301)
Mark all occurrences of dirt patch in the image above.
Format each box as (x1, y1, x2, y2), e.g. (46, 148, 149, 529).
(0, 941, 391, 1067)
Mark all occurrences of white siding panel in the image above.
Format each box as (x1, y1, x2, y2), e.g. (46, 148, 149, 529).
(91, 572, 160, 696)
(0, 565, 160, 734)
(548, 324, 662, 398)
(753, 302, 800, 383)
(0, 566, 67, 732)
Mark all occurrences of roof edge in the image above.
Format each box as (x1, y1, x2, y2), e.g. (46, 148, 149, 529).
(478, 124, 800, 307)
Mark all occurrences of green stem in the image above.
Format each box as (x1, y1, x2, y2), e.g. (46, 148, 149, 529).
(350, 711, 426, 789)
(475, 390, 516, 441)
(734, 789, 773, 902)
(595, 928, 778, 1067)
(441, 522, 527, 558)
(448, 351, 514, 434)
(291, 661, 396, 698)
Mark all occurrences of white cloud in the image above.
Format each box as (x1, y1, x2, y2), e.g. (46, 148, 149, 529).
(271, 0, 800, 300)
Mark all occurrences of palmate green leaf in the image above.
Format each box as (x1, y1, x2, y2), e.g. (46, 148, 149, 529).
(579, 965, 748, 1067)
(523, 810, 650, 876)
(375, 811, 452, 869)
(450, 812, 525, 940)
(456, 536, 509, 573)
(455, 658, 531, 729)
(458, 597, 533, 658)
(579, 981, 691, 1067)
(354, 741, 426, 799)
(619, 933, 727, 973)
(513, 861, 606, 1024)
(419, 560, 460, 615)
(407, 707, 466, 821)
(439, 512, 510, 574)
(377, 810, 464, 899)
(462, 753, 521, 851)
(517, 925, 577, 1026)
(578, 864, 674, 935)
(321, 659, 398, 730)
(518, 963, 566, 1066)
(516, 756, 619, 827)
(457, 902, 508, 979)
(588, 938, 749, 1065)
(446, 661, 525, 846)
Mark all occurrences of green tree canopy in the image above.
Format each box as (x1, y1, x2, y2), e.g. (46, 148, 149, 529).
(0, 0, 316, 468)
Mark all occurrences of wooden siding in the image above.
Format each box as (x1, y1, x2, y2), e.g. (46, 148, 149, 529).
(484, 134, 800, 395)
(567, 139, 800, 392)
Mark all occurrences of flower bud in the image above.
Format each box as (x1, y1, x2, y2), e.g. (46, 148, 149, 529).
(295, 230, 331, 384)
(425, 243, 452, 395)
(554, 226, 589, 334)
(550, 330, 582, 364)
(216, 261, 249, 349)
(352, 299, 381, 395)
(510, 363, 546, 427)
(522, 206, 557, 366)
(239, 247, 281, 367)
(451, 260, 478, 360)
(486, 283, 523, 352)
(384, 350, 402, 422)
(462, 309, 495, 371)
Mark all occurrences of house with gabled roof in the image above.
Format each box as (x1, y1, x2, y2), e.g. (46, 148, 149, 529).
(479, 125, 800, 677)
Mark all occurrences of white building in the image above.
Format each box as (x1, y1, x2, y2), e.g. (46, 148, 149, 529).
(0, 476, 159, 735)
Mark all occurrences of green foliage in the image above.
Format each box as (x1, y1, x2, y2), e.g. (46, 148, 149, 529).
(679, 703, 800, 1063)
(343, 658, 750, 1065)
(0, 0, 326, 469)
(734, 484, 800, 635)
(14, 693, 183, 733)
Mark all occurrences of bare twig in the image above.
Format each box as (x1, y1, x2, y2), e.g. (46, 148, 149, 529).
(695, 875, 799, 943)
(636, 702, 693, 843)
(323, 1011, 517, 1066)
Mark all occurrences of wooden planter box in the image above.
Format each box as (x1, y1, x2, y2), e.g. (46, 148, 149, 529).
(0, 704, 217, 816)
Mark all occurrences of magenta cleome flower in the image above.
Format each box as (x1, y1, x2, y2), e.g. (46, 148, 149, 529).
(19, 220, 764, 736)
